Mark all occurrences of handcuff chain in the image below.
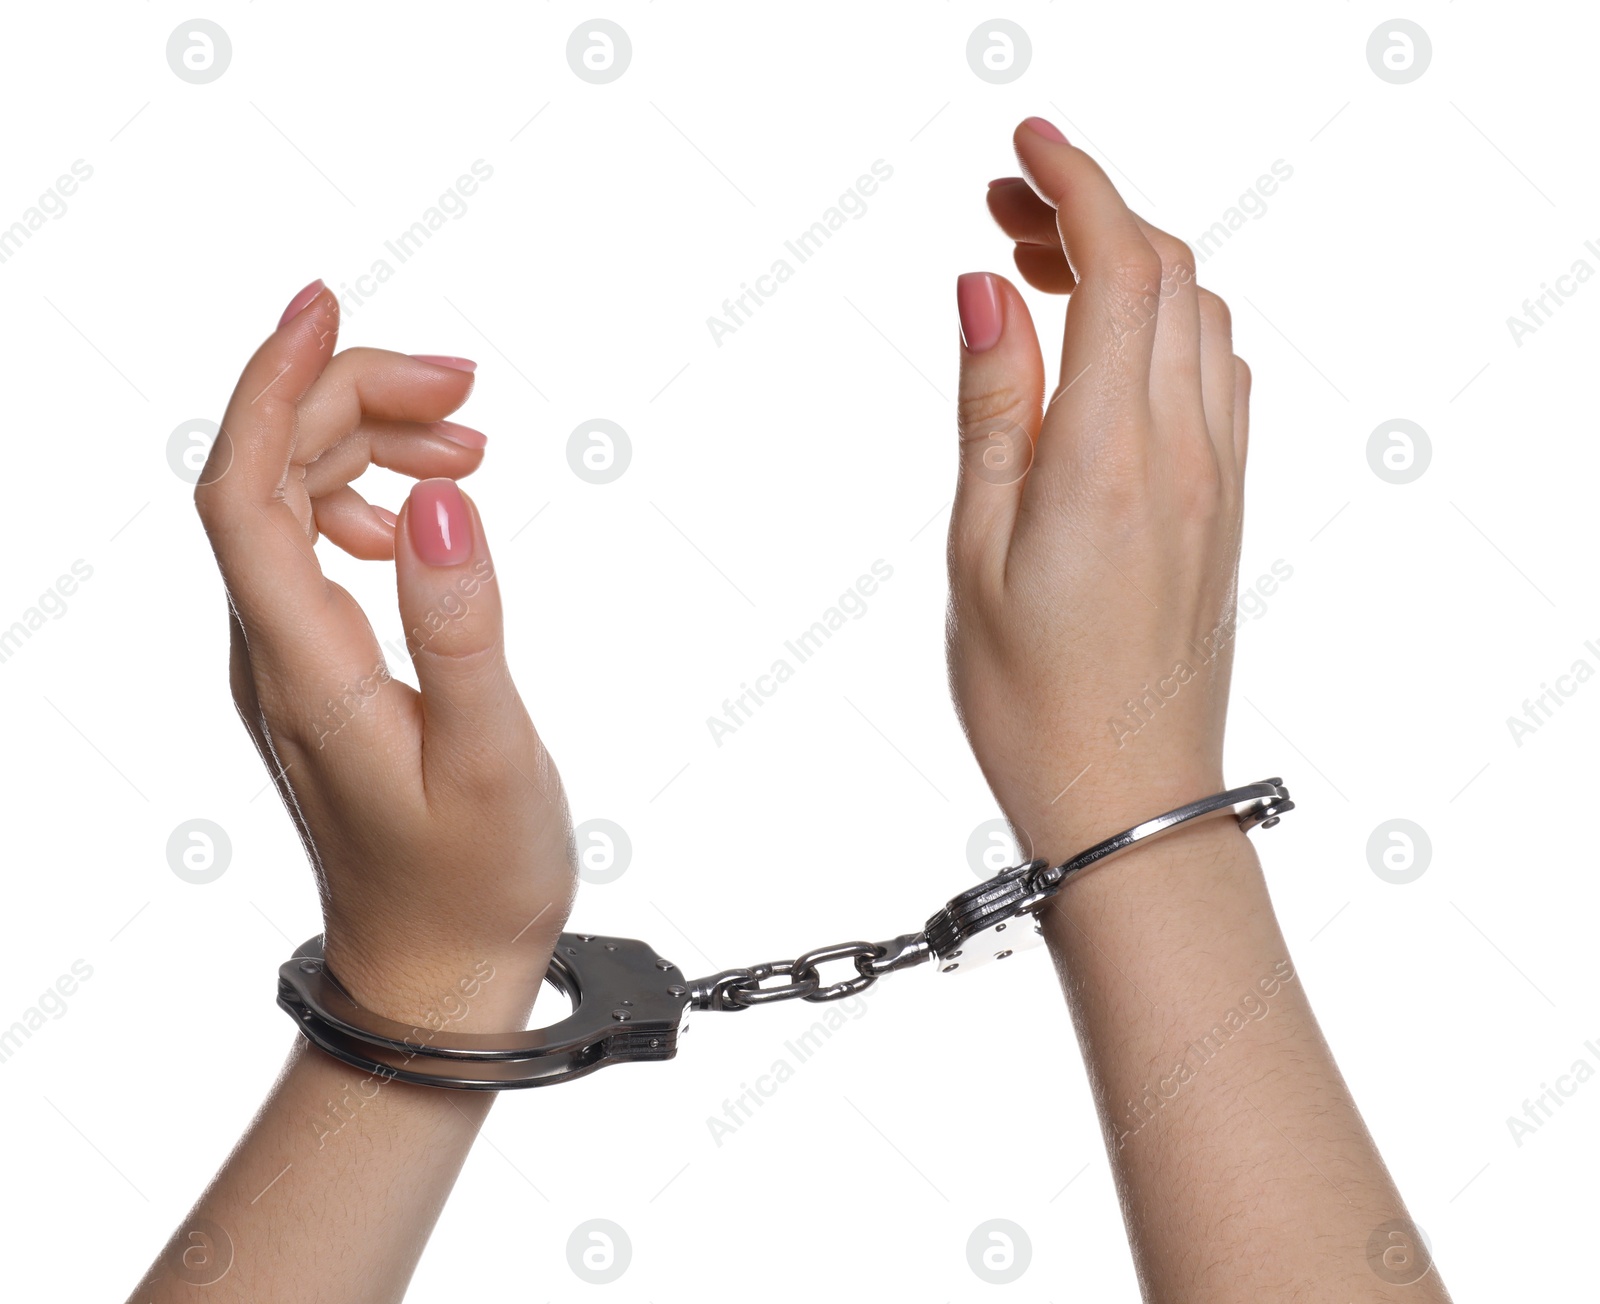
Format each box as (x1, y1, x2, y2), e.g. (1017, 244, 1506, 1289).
(687, 933, 933, 1011)
(685, 777, 1293, 1011)
(277, 779, 1294, 1087)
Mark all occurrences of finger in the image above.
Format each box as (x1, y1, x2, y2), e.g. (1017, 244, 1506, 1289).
(1196, 289, 1237, 472)
(394, 479, 554, 809)
(1011, 118, 1160, 409)
(293, 350, 478, 469)
(313, 485, 399, 562)
(195, 280, 361, 667)
(1232, 358, 1252, 474)
(1128, 215, 1208, 463)
(952, 272, 1045, 592)
(301, 420, 488, 499)
(1013, 244, 1077, 294)
(989, 179, 1077, 292)
(987, 177, 1069, 248)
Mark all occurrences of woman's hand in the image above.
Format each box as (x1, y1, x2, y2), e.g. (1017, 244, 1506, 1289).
(947, 118, 1249, 865)
(945, 122, 1447, 1304)
(132, 283, 577, 1304)
(194, 279, 576, 1027)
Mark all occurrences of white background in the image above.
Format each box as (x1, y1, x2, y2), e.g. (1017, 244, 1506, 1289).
(0, 2, 1594, 1299)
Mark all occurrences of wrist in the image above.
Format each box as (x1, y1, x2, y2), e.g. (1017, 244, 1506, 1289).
(1036, 813, 1270, 946)
(999, 764, 1228, 870)
(319, 934, 556, 1033)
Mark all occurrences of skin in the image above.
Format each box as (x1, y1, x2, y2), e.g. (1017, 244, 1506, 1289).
(128, 283, 576, 1302)
(131, 118, 1445, 1302)
(948, 120, 1451, 1301)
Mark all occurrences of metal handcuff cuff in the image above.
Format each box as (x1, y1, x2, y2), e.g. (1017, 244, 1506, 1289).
(278, 778, 1293, 1090)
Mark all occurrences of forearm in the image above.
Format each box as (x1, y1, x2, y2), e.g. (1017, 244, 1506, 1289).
(1037, 816, 1447, 1302)
(128, 962, 542, 1303)
(154, 279, 577, 1300)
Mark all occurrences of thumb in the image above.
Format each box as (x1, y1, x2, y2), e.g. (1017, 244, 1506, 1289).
(394, 478, 545, 802)
(952, 272, 1044, 590)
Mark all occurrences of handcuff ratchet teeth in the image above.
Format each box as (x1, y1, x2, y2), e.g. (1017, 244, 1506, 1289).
(278, 778, 1292, 1090)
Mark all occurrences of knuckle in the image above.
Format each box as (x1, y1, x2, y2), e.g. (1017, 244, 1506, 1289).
(1101, 246, 1164, 298)
(1069, 435, 1151, 525)
(1174, 442, 1225, 513)
(957, 382, 1031, 439)
(1148, 231, 1197, 279)
(1138, 409, 1225, 514)
(1198, 288, 1232, 335)
(192, 478, 217, 523)
(411, 639, 505, 676)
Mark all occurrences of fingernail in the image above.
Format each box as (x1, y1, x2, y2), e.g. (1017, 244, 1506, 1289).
(410, 354, 477, 373)
(278, 278, 324, 327)
(988, 176, 1027, 189)
(956, 273, 1003, 353)
(373, 506, 398, 528)
(1023, 117, 1068, 145)
(429, 420, 487, 449)
(408, 479, 472, 567)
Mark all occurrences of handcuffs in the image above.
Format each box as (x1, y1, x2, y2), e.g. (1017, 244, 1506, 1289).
(278, 778, 1293, 1090)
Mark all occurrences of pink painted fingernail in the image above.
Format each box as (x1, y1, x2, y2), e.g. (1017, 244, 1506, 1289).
(278, 278, 324, 327)
(429, 421, 488, 449)
(410, 354, 477, 373)
(956, 273, 1003, 353)
(373, 506, 398, 527)
(988, 176, 1026, 189)
(408, 479, 472, 567)
(1023, 117, 1068, 145)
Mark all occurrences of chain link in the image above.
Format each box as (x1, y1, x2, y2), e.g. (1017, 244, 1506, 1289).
(685, 782, 1291, 1011)
(687, 932, 932, 1011)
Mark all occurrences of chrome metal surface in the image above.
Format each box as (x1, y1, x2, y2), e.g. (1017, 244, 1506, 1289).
(278, 779, 1292, 1087)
